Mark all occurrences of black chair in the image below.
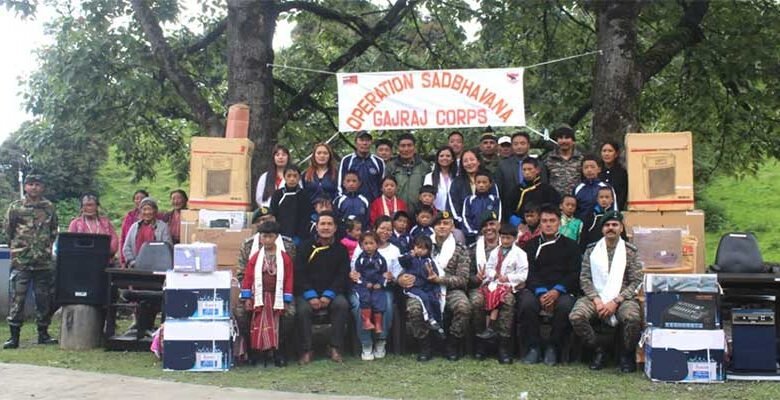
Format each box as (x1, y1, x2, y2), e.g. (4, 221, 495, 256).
(710, 232, 764, 273)
(134, 241, 173, 272)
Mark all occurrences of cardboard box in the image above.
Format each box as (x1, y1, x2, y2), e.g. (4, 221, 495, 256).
(181, 226, 253, 267)
(623, 210, 706, 273)
(644, 274, 721, 330)
(225, 103, 250, 139)
(632, 227, 684, 269)
(198, 210, 247, 230)
(173, 243, 218, 272)
(164, 271, 231, 320)
(163, 320, 232, 371)
(625, 132, 694, 211)
(189, 137, 253, 211)
(643, 328, 725, 383)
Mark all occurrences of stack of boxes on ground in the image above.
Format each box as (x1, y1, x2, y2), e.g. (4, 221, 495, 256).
(163, 243, 234, 371)
(642, 274, 725, 382)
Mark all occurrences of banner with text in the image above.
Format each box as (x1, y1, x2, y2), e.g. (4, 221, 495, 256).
(337, 68, 525, 132)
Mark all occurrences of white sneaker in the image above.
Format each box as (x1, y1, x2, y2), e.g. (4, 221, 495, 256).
(373, 339, 387, 359)
(361, 343, 374, 361)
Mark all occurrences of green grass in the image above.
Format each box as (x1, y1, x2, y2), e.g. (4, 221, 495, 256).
(703, 161, 780, 264)
(1, 322, 780, 399)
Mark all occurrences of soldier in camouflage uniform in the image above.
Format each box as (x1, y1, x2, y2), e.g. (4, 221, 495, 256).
(398, 211, 471, 361)
(569, 211, 643, 373)
(468, 211, 515, 363)
(542, 125, 584, 197)
(235, 207, 296, 363)
(3, 175, 59, 349)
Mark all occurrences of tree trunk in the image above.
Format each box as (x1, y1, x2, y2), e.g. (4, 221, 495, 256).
(227, 0, 278, 194)
(59, 304, 104, 350)
(590, 1, 643, 149)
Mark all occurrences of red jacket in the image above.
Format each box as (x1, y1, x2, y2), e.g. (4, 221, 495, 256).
(241, 250, 294, 307)
(369, 195, 407, 228)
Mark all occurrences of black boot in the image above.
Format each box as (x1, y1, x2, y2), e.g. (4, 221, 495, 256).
(589, 346, 607, 370)
(445, 336, 460, 361)
(3, 326, 21, 349)
(274, 347, 288, 368)
(620, 349, 637, 373)
(416, 336, 432, 362)
(521, 346, 541, 364)
(497, 337, 513, 364)
(37, 326, 58, 345)
(474, 339, 486, 361)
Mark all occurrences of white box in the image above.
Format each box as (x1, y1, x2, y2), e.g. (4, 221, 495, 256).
(173, 243, 218, 272)
(198, 209, 247, 230)
(163, 320, 233, 371)
(164, 271, 232, 320)
(643, 328, 725, 383)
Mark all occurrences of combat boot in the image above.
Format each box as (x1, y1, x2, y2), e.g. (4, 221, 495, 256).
(497, 337, 514, 364)
(3, 326, 20, 349)
(445, 336, 461, 361)
(37, 326, 58, 345)
(416, 336, 432, 362)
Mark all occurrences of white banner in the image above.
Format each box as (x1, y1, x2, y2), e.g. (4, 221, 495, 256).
(337, 68, 525, 132)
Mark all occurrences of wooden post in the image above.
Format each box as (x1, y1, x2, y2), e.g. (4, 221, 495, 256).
(60, 304, 104, 350)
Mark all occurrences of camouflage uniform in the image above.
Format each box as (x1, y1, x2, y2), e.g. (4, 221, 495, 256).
(406, 240, 471, 339)
(569, 240, 643, 350)
(467, 239, 515, 338)
(4, 196, 58, 328)
(543, 149, 584, 197)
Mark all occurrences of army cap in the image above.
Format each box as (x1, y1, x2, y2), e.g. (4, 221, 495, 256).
(24, 174, 44, 184)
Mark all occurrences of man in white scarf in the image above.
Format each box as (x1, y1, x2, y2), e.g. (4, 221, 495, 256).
(569, 211, 643, 373)
(397, 211, 471, 362)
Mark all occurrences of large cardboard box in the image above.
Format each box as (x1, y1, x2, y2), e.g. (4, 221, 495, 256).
(163, 320, 233, 372)
(189, 137, 253, 211)
(625, 132, 694, 211)
(643, 328, 725, 383)
(623, 210, 706, 273)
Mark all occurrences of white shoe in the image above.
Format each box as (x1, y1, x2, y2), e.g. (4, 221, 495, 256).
(373, 339, 387, 359)
(361, 344, 375, 361)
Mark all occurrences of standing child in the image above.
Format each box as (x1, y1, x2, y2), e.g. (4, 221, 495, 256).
(477, 224, 528, 339)
(509, 158, 559, 227)
(352, 232, 389, 336)
(309, 196, 334, 238)
(334, 170, 370, 228)
(340, 218, 362, 260)
(462, 171, 502, 242)
(369, 176, 407, 227)
(271, 166, 312, 244)
(580, 186, 621, 252)
(559, 195, 583, 243)
(412, 185, 438, 217)
(241, 221, 294, 366)
(573, 155, 617, 220)
(399, 235, 445, 337)
(516, 203, 542, 248)
(410, 206, 435, 239)
(390, 210, 412, 254)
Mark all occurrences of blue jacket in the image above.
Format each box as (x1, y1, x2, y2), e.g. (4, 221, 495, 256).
(573, 179, 617, 221)
(447, 176, 499, 226)
(410, 225, 433, 240)
(353, 252, 388, 287)
(303, 172, 339, 204)
(333, 191, 370, 227)
(338, 153, 385, 202)
(462, 191, 502, 235)
(390, 231, 411, 255)
(399, 254, 438, 292)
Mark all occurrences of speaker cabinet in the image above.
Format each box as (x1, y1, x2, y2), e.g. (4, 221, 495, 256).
(56, 233, 111, 305)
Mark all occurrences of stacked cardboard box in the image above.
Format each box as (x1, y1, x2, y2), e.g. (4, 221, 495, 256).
(179, 210, 254, 274)
(624, 132, 705, 273)
(642, 274, 725, 383)
(189, 137, 254, 211)
(163, 247, 234, 372)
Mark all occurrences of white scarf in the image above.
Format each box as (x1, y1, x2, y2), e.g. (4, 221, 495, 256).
(381, 195, 398, 217)
(430, 233, 456, 313)
(249, 233, 285, 260)
(590, 238, 627, 326)
(253, 245, 285, 310)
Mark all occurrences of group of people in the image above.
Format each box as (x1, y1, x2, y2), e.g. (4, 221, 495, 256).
(236, 127, 642, 373)
(4, 126, 642, 374)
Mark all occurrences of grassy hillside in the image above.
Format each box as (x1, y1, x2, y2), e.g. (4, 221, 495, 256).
(703, 161, 780, 263)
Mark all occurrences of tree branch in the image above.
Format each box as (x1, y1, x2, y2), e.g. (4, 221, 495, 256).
(130, 0, 224, 137)
(182, 18, 227, 55)
(274, 0, 421, 131)
(273, 78, 338, 132)
(278, 0, 373, 37)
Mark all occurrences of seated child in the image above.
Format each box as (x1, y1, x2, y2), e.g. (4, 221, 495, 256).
(333, 170, 370, 228)
(340, 218, 362, 261)
(477, 223, 529, 339)
(410, 206, 435, 239)
(573, 155, 617, 220)
(516, 203, 541, 249)
(369, 176, 407, 228)
(462, 171, 502, 241)
(390, 210, 412, 254)
(352, 232, 388, 334)
(270, 166, 312, 243)
(399, 235, 445, 337)
(559, 195, 583, 243)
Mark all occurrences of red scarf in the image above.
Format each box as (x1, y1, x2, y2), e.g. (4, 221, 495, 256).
(134, 222, 156, 255)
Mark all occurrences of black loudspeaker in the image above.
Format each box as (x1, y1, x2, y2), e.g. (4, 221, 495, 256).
(56, 232, 111, 305)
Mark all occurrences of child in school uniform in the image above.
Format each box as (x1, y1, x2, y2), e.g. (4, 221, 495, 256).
(308, 196, 334, 238)
(410, 206, 435, 239)
(352, 232, 389, 335)
(390, 210, 412, 255)
(559, 195, 583, 243)
(270, 166, 312, 244)
(462, 171, 502, 242)
(580, 186, 624, 252)
(369, 176, 407, 227)
(399, 235, 445, 338)
(516, 203, 542, 249)
(573, 155, 617, 220)
(333, 170, 370, 228)
(340, 218, 362, 261)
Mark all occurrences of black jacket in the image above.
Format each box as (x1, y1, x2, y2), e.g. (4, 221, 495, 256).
(511, 177, 560, 218)
(600, 164, 628, 210)
(495, 155, 549, 222)
(271, 186, 313, 240)
(294, 239, 350, 299)
(523, 234, 581, 295)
